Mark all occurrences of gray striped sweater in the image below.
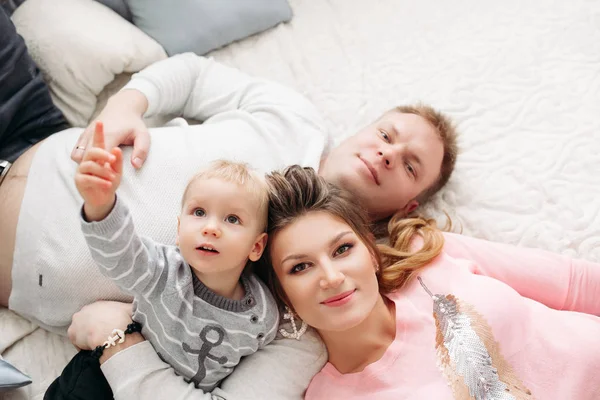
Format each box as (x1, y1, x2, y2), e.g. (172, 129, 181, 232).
(81, 196, 279, 391)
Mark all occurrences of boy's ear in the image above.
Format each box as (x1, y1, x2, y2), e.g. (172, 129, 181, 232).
(176, 216, 181, 246)
(249, 233, 268, 262)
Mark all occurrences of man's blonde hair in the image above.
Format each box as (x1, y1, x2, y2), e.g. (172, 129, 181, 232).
(182, 160, 269, 231)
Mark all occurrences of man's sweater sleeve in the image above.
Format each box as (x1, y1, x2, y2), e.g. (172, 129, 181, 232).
(81, 196, 168, 296)
(123, 53, 326, 135)
(101, 341, 221, 400)
(101, 327, 327, 400)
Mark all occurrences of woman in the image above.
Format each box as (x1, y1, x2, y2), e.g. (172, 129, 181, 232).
(261, 165, 600, 399)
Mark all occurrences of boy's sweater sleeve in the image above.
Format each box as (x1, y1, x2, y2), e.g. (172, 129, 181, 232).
(81, 196, 169, 296)
(442, 232, 600, 315)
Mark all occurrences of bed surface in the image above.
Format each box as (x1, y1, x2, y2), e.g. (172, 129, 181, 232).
(2, 0, 600, 398)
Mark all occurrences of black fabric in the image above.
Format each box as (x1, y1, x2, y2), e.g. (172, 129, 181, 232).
(0, 6, 69, 163)
(0, 0, 27, 15)
(44, 350, 113, 400)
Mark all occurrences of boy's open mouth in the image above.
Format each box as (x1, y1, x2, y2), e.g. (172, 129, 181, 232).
(196, 245, 220, 254)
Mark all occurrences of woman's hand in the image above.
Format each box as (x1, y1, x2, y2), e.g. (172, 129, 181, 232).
(72, 89, 150, 169)
(68, 300, 134, 351)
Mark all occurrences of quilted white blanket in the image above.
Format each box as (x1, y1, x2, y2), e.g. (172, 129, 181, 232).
(2, 0, 600, 398)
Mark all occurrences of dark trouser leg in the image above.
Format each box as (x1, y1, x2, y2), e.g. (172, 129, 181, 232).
(44, 351, 114, 400)
(0, 7, 69, 163)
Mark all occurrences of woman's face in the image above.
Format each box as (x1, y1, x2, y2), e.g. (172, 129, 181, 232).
(269, 211, 381, 332)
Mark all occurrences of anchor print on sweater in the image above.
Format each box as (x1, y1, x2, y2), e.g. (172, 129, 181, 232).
(183, 325, 228, 385)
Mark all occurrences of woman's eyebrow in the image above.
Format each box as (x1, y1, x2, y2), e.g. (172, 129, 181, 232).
(330, 231, 353, 246)
(281, 231, 353, 264)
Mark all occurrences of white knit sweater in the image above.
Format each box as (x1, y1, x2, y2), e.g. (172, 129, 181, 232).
(10, 54, 329, 333)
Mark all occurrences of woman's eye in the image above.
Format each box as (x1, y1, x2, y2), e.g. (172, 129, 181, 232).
(194, 208, 205, 217)
(290, 263, 309, 274)
(226, 215, 240, 224)
(379, 130, 391, 142)
(334, 243, 353, 256)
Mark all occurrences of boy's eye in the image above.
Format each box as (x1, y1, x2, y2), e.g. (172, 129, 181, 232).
(334, 243, 353, 256)
(194, 208, 205, 217)
(226, 215, 240, 224)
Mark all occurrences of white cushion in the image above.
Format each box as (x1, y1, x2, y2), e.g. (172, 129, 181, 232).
(12, 0, 167, 127)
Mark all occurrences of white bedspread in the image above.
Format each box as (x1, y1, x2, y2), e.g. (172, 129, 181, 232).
(3, 0, 600, 398)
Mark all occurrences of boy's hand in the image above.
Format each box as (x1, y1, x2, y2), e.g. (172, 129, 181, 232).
(75, 121, 123, 221)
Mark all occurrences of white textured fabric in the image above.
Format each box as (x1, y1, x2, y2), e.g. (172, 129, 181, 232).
(11, 0, 167, 127)
(3, 0, 600, 398)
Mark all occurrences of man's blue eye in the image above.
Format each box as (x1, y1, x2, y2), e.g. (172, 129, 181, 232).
(379, 130, 391, 142)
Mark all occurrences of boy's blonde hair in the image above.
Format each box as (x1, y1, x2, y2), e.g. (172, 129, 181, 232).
(182, 160, 269, 231)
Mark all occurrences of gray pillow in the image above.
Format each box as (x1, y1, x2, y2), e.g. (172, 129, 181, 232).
(124, 0, 292, 56)
(94, 0, 132, 21)
(0, 358, 31, 392)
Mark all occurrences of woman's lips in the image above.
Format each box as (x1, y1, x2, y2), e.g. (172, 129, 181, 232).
(321, 289, 356, 307)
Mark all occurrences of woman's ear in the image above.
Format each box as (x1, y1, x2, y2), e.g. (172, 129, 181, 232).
(249, 233, 268, 261)
(371, 255, 380, 272)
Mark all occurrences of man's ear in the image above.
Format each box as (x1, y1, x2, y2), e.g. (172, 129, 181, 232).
(249, 233, 268, 262)
(176, 216, 181, 246)
(400, 200, 419, 216)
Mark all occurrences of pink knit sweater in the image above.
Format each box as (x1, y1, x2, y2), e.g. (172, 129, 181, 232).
(306, 233, 600, 399)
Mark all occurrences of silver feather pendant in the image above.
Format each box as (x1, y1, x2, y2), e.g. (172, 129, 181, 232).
(418, 277, 533, 400)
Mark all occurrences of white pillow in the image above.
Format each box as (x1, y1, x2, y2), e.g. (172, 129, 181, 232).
(12, 0, 167, 127)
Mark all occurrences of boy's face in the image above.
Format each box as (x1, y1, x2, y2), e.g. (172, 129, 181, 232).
(177, 178, 267, 278)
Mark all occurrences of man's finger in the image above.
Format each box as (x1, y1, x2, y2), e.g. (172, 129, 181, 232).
(92, 121, 106, 149)
(131, 129, 150, 169)
(71, 127, 93, 163)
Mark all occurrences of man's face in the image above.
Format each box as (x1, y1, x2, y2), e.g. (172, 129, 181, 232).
(320, 112, 444, 220)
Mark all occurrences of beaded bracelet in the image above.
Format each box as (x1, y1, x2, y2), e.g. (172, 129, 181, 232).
(90, 321, 142, 359)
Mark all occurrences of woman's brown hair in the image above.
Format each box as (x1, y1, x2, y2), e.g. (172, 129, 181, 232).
(262, 165, 445, 309)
